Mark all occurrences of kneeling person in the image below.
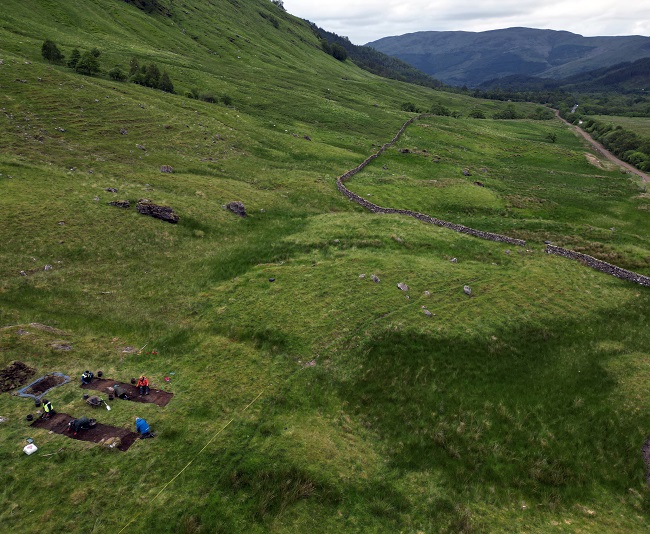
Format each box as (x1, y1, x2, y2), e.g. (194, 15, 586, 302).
(135, 417, 154, 439)
(68, 416, 94, 436)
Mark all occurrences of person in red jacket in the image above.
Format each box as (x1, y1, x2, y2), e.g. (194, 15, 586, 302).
(137, 375, 150, 396)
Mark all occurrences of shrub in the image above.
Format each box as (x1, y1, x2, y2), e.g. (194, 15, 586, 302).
(222, 94, 233, 106)
(430, 103, 451, 116)
(109, 67, 127, 81)
(468, 109, 486, 119)
(41, 39, 64, 64)
(545, 132, 558, 143)
(401, 102, 420, 113)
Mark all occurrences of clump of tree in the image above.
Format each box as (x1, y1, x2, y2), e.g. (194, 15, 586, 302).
(270, 0, 286, 11)
(430, 103, 451, 116)
(186, 87, 233, 106)
(468, 109, 486, 119)
(128, 57, 174, 93)
(41, 39, 64, 64)
(320, 39, 347, 62)
(63, 46, 100, 76)
(492, 104, 520, 120)
(401, 102, 422, 113)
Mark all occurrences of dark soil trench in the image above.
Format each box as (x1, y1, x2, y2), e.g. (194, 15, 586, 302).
(31, 413, 140, 451)
(81, 378, 174, 407)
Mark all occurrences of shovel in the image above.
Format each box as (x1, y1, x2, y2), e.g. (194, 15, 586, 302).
(102, 399, 111, 411)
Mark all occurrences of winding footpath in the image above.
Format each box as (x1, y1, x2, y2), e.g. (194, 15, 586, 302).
(555, 111, 650, 183)
(336, 114, 650, 287)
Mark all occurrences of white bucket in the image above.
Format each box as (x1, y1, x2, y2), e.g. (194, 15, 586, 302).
(23, 443, 38, 455)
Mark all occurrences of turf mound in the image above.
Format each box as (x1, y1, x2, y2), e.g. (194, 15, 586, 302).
(81, 378, 173, 407)
(31, 413, 140, 451)
(0, 361, 36, 393)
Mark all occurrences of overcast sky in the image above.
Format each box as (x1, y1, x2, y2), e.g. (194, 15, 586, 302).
(282, 0, 650, 45)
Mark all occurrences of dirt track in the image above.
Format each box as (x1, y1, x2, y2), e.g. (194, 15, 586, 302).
(555, 111, 650, 183)
(31, 413, 140, 451)
(81, 378, 174, 407)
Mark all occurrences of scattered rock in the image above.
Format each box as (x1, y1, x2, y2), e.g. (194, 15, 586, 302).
(122, 346, 136, 354)
(29, 323, 66, 335)
(269, 278, 275, 282)
(462, 169, 471, 176)
(303, 135, 311, 141)
(397, 282, 409, 291)
(120, 128, 128, 135)
(359, 274, 366, 279)
(136, 200, 179, 224)
(93, 196, 100, 201)
(424, 291, 431, 297)
(105, 187, 118, 193)
(100, 436, 122, 449)
(463, 286, 472, 296)
(423, 309, 433, 317)
(160, 165, 174, 173)
(20, 270, 27, 276)
(399, 148, 410, 153)
(474, 181, 484, 187)
(135, 144, 146, 151)
(544, 240, 552, 245)
(58, 221, 65, 225)
(505, 249, 511, 254)
(49, 341, 72, 351)
(0, 416, 7, 423)
(225, 201, 247, 218)
(371, 274, 380, 283)
(108, 200, 130, 209)
(450, 258, 458, 263)
(44, 264, 52, 271)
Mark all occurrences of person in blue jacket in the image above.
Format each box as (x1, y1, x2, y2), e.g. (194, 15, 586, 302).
(135, 416, 154, 439)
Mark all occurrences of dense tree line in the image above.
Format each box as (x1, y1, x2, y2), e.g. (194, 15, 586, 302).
(562, 111, 650, 171)
(308, 23, 444, 89)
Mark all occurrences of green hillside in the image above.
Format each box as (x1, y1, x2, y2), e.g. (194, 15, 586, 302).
(1, 1, 650, 533)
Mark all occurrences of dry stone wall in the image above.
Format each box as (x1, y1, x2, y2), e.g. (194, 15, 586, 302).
(336, 114, 527, 247)
(546, 245, 650, 287)
(336, 114, 650, 288)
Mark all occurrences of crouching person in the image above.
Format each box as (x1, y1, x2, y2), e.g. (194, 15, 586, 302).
(41, 399, 55, 419)
(112, 384, 130, 400)
(135, 417, 154, 439)
(67, 416, 94, 436)
(81, 370, 94, 385)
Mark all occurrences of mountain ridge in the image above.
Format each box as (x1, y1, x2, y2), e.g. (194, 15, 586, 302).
(367, 27, 650, 87)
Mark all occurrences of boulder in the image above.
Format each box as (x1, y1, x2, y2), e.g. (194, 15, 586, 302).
(137, 200, 179, 224)
(226, 201, 247, 218)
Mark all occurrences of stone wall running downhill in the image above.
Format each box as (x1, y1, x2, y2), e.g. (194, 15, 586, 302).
(546, 245, 650, 287)
(336, 114, 527, 247)
(337, 114, 650, 288)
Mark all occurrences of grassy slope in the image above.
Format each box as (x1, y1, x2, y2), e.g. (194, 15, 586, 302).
(1, 1, 650, 532)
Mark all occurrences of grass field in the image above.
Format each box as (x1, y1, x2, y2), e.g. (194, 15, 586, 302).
(1, 1, 650, 532)
(589, 115, 650, 137)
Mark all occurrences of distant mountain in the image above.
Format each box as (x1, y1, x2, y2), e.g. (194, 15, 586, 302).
(366, 27, 650, 87)
(479, 57, 650, 93)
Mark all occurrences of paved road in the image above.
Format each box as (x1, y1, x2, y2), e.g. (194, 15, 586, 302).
(556, 111, 649, 183)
